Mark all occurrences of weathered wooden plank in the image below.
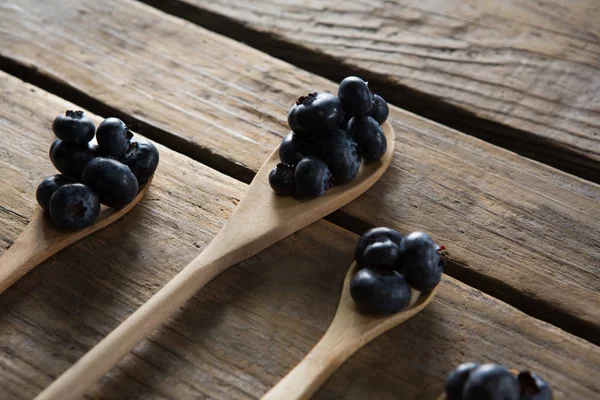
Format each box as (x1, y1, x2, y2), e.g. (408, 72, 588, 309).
(0, 0, 599, 343)
(1, 72, 600, 400)
(142, 0, 600, 181)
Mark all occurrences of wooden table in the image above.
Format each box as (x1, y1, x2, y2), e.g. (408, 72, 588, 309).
(1, 0, 598, 398)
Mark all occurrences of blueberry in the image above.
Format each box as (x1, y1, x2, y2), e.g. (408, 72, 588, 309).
(518, 371, 552, 400)
(49, 138, 98, 179)
(294, 157, 332, 198)
(339, 108, 351, 130)
(287, 93, 344, 133)
(36, 175, 77, 213)
(82, 157, 139, 208)
(279, 132, 316, 166)
(347, 115, 387, 162)
(269, 163, 295, 196)
(463, 364, 520, 400)
(120, 139, 159, 184)
(368, 94, 389, 125)
(350, 268, 411, 314)
(317, 129, 361, 184)
(338, 76, 374, 116)
(96, 117, 133, 158)
(355, 227, 403, 267)
(446, 363, 480, 400)
(48, 183, 100, 230)
(52, 110, 95, 144)
(399, 232, 443, 291)
(362, 240, 400, 271)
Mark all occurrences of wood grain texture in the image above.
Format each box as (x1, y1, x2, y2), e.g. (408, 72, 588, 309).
(0, 0, 598, 343)
(1, 72, 600, 400)
(143, 0, 600, 181)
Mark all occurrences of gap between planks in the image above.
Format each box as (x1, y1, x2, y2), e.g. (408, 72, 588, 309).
(135, 0, 600, 185)
(1, 58, 599, 346)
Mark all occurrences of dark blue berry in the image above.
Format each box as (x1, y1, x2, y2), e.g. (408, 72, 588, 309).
(368, 94, 389, 125)
(362, 240, 400, 271)
(338, 76, 374, 116)
(269, 163, 295, 196)
(347, 115, 387, 162)
(294, 157, 332, 198)
(287, 93, 343, 133)
(82, 157, 139, 208)
(49, 183, 100, 230)
(317, 129, 361, 184)
(355, 227, 403, 266)
(36, 175, 77, 213)
(350, 268, 411, 314)
(463, 364, 519, 400)
(96, 117, 133, 158)
(52, 110, 95, 144)
(279, 132, 316, 166)
(399, 232, 443, 291)
(49, 138, 98, 179)
(446, 363, 480, 400)
(120, 139, 159, 184)
(518, 371, 552, 400)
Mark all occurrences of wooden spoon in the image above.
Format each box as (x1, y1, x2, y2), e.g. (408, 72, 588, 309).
(262, 261, 438, 400)
(34, 123, 395, 400)
(0, 176, 154, 293)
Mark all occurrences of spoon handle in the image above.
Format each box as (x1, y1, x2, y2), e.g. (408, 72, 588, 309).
(0, 209, 54, 293)
(34, 246, 231, 400)
(262, 324, 356, 400)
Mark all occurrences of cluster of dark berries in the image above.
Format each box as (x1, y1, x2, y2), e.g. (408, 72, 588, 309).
(446, 363, 552, 400)
(350, 227, 443, 314)
(36, 111, 159, 229)
(269, 76, 389, 198)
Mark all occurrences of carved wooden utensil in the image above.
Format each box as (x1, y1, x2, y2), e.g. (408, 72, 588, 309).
(35, 123, 395, 400)
(262, 261, 438, 400)
(0, 176, 154, 293)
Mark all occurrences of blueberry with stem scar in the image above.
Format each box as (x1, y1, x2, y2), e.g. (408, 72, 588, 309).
(52, 110, 95, 144)
(49, 183, 100, 230)
(121, 138, 159, 183)
(287, 92, 344, 133)
(96, 117, 133, 158)
(269, 163, 295, 196)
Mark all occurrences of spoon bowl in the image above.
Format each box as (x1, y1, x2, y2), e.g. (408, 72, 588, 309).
(35, 123, 395, 400)
(262, 261, 438, 400)
(0, 176, 154, 293)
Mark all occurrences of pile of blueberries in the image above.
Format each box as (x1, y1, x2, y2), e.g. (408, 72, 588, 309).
(269, 76, 389, 198)
(350, 227, 443, 314)
(36, 111, 159, 229)
(446, 362, 552, 400)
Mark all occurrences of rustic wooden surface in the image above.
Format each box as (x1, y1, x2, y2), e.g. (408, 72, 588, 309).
(142, 0, 600, 181)
(1, 0, 599, 343)
(1, 72, 600, 400)
(34, 124, 396, 400)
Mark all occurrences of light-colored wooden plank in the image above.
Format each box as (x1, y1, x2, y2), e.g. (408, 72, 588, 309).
(145, 0, 600, 180)
(1, 71, 600, 400)
(0, 0, 599, 342)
